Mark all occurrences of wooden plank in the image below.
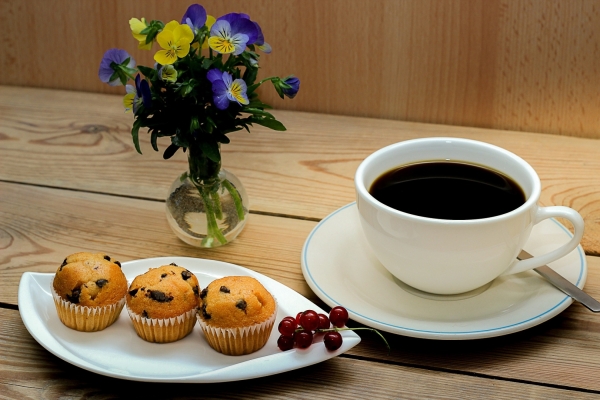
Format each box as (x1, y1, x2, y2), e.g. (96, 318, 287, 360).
(5, 180, 600, 391)
(0, 308, 597, 399)
(0, 181, 315, 305)
(2, 1, 600, 137)
(2, 87, 600, 254)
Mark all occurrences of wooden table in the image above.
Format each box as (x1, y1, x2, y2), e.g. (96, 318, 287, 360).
(2, 86, 600, 398)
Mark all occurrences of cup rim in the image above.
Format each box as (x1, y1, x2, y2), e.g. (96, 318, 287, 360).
(354, 137, 541, 224)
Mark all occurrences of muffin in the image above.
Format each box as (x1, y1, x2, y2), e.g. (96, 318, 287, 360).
(126, 263, 200, 343)
(197, 276, 277, 356)
(52, 252, 127, 332)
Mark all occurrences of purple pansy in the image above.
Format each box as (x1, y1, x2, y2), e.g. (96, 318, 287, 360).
(207, 68, 249, 110)
(208, 13, 260, 55)
(125, 74, 152, 114)
(98, 48, 136, 86)
(216, 13, 259, 44)
(181, 4, 207, 34)
(217, 12, 271, 52)
(252, 22, 272, 54)
(281, 76, 300, 99)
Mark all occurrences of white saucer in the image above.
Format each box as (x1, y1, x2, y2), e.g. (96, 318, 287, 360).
(301, 203, 587, 340)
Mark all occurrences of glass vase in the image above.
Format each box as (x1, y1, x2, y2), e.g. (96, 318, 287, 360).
(165, 148, 248, 248)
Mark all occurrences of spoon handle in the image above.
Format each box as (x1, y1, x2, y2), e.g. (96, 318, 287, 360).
(518, 250, 600, 313)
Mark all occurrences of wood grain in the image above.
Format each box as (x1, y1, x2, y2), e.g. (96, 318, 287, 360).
(2, 87, 600, 254)
(4, 176, 600, 391)
(347, 260, 600, 392)
(1, 308, 597, 399)
(2, 0, 600, 137)
(0, 181, 315, 305)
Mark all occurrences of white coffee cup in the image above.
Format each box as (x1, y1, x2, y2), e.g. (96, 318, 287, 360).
(354, 137, 584, 295)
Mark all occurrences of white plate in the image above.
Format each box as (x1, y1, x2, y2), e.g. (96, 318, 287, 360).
(18, 257, 360, 382)
(301, 203, 587, 340)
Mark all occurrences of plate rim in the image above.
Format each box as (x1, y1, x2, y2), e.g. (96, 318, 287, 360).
(18, 256, 360, 382)
(301, 202, 586, 340)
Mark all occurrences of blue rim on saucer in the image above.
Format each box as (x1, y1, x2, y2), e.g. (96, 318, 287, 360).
(301, 202, 586, 340)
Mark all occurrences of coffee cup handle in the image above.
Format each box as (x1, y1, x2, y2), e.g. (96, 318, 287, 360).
(501, 206, 585, 276)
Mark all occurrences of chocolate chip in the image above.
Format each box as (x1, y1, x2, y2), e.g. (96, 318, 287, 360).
(170, 262, 178, 266)
(181, 270, 192, 280)
(200, 288, 208, 299)
(147, 290, 173, 303)
(193, 285, 199, 297)
(59, 259, 67, 271)
(96, 279, 108, 288)
(115, 260, 121, 268)
(129, 288, 138, 297)
(103, 255, 111, 261)
(220, 286, 230, 293)
(201, 304, 211, 320)
(140, 287, 145, 291)
(236, 299, 247, 312)
(161, 273, 167, 278)
(142, 310, 149, 319)
(66, 287, 81, 304)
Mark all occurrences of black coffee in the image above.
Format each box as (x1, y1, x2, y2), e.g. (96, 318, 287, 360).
(369, 161, 526, 220)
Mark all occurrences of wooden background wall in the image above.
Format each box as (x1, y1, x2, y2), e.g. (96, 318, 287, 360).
(2, 0, 600, 138)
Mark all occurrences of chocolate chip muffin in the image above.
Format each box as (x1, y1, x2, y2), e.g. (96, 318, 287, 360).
(197, 276, 277, 355)
(126, 263, 200, 343)
(52, 252, 127, 332)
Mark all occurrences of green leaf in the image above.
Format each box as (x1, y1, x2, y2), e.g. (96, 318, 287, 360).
(138, 65, 157, 80)
(250, 118, 287, 131)
(202, 58, 215, 69)
(242, 107, 275, 119)
(243, 65, 258, 85)
(273, 81, 285, 99)
(172, 134, 189, 148)
(131, 119, 143, 154)
(199, 139, 221, 162)
(163, 144, 180, 159)
(246, 99, 272, 109)
(150, 130, 159, 151)
(213, 132, 231, 144)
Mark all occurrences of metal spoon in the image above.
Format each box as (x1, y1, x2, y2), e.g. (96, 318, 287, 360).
(517, 250, 600, 312)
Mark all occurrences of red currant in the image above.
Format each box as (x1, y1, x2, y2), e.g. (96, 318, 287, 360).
(329, 306, 349, 328)
(317, 313, 330, 330)
(294, 330, 314, 349)
(277, 335, 295, 351)
(278, 316, 298, 336)
(295, 312, 303, 326)
(299, 310, 319, 331)
(323, 331, 343, 351)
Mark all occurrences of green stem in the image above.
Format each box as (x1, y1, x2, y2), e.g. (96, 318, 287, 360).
(210, 189, 223, 220)
(247, 76, 278, 94)
(222, 179, 245, 221)
(198, 185, 227, 246)
(302, 326, 391, 354)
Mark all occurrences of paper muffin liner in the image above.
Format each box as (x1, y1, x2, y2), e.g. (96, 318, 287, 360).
(126, 305, 197, 343)
(51, 286, 125, 332)
(197, 303, 277, 356)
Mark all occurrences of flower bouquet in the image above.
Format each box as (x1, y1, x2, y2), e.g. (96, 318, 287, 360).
(98, 4, 299, 248)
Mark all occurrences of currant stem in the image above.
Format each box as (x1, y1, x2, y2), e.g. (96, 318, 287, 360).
(332, 327, 391, 354)
(294, 326, 391, 354)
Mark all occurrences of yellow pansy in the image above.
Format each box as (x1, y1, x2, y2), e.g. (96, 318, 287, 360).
(154, 21, 194, 65)
(129, 18, 152, 50)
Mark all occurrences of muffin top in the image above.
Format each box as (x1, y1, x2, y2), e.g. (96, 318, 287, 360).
(52, 252, 127, 307)
(198, 276, 276, 329)
(126, 264, 200, 320)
